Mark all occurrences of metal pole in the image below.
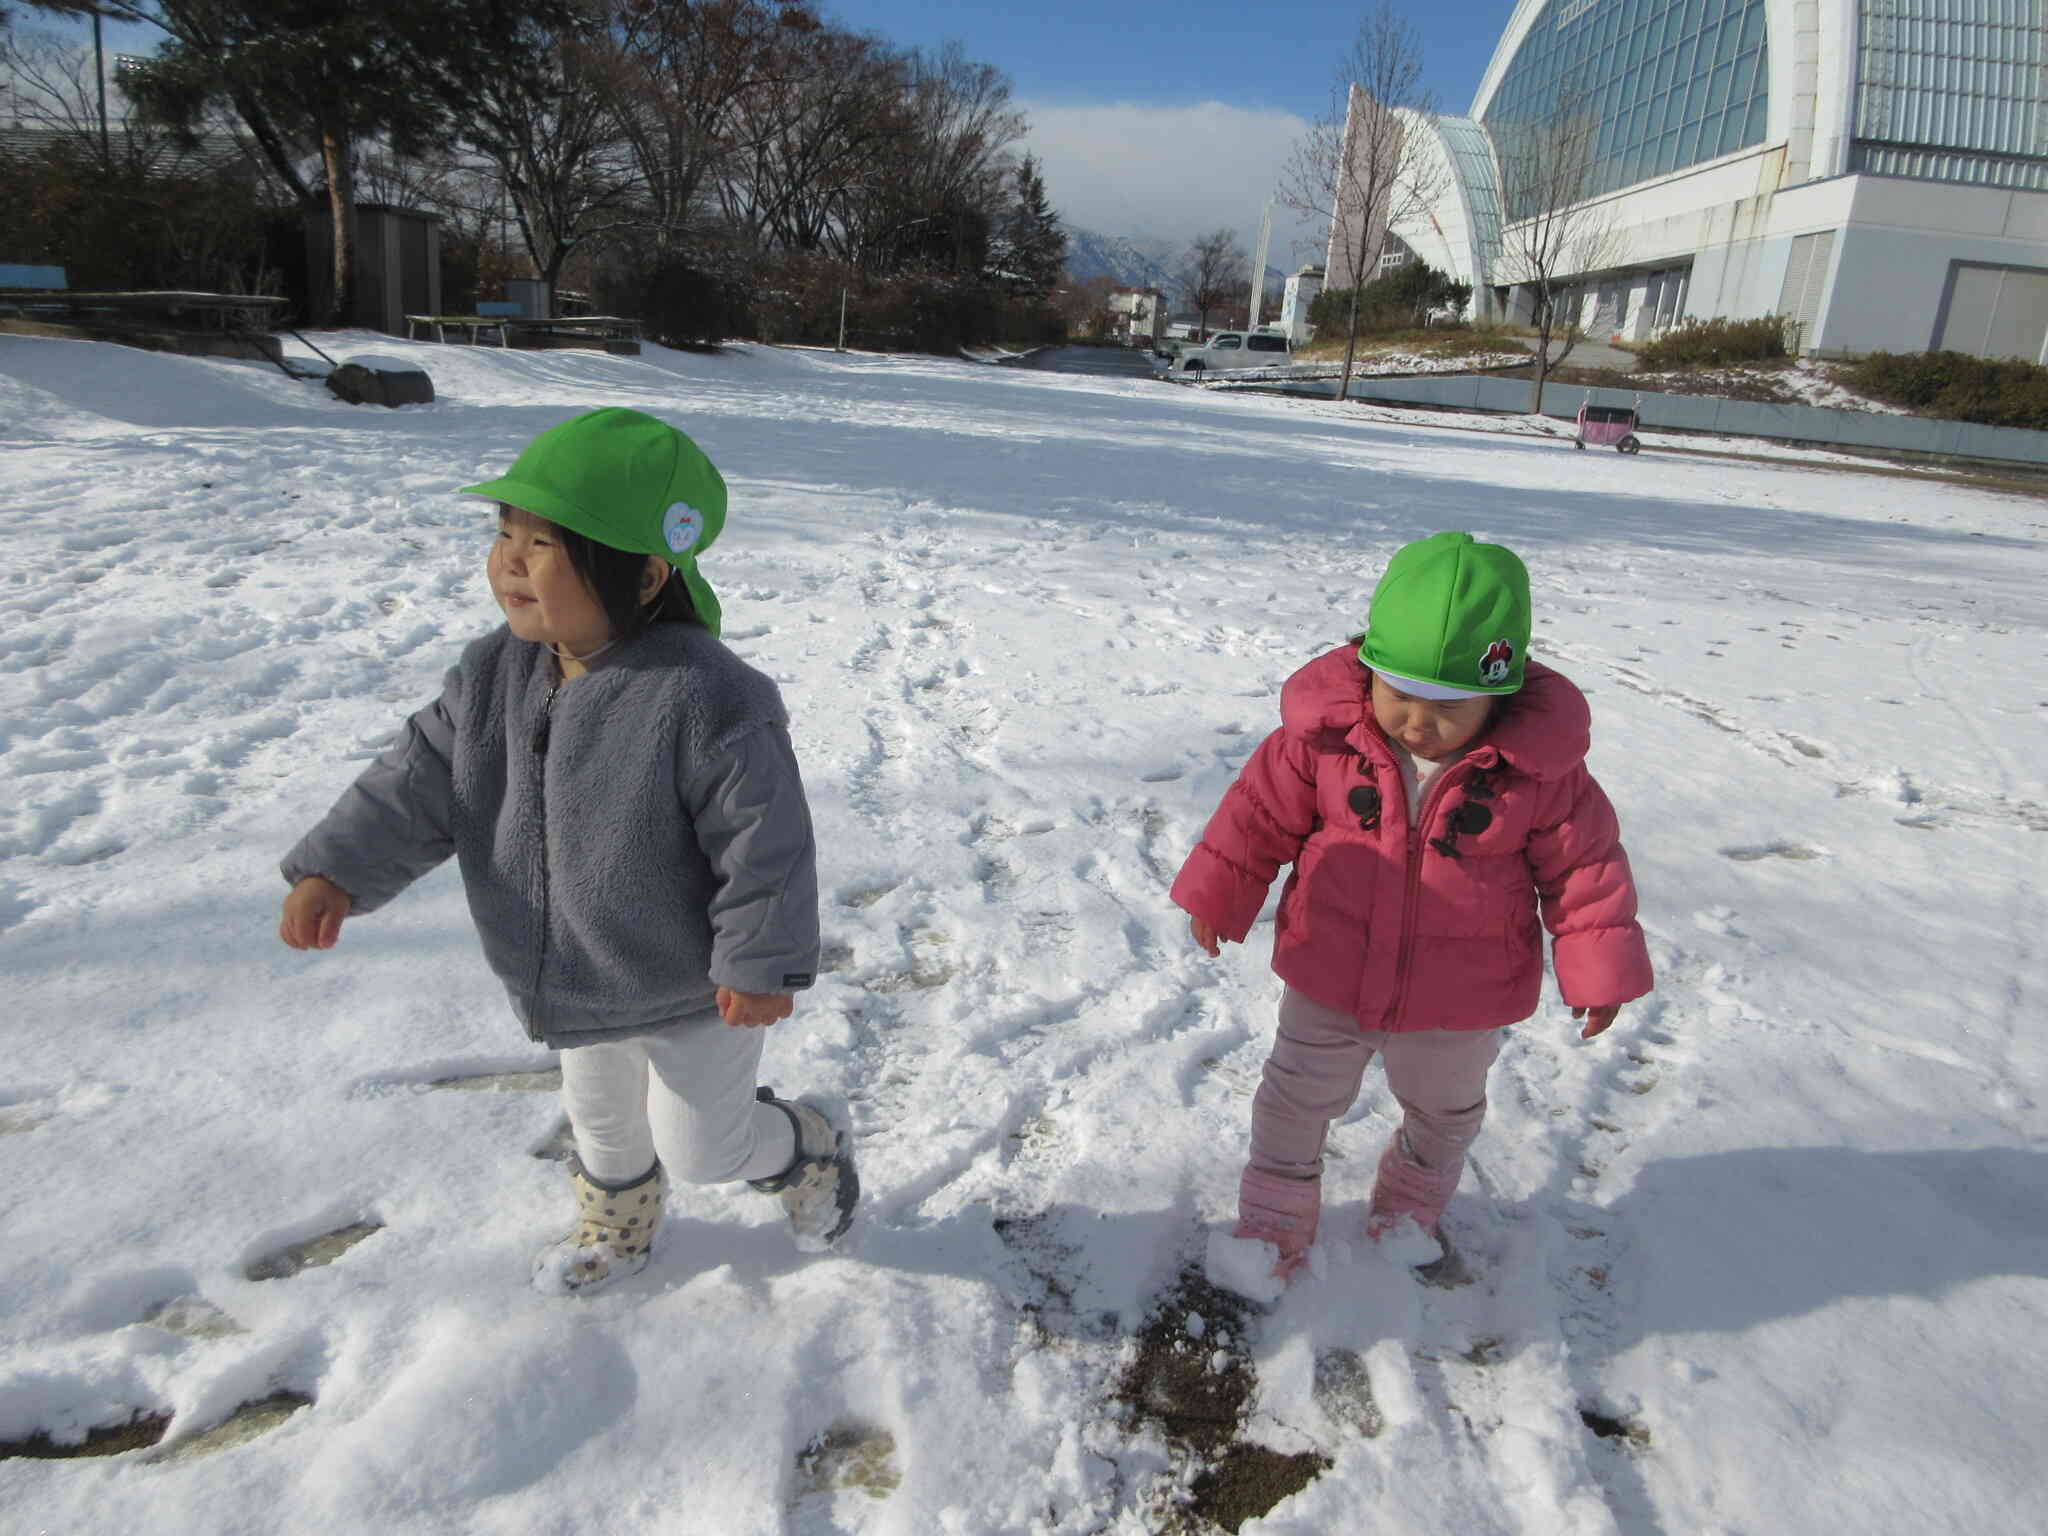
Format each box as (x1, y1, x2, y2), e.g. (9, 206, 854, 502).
(93, 12, 111, 165)
(837, 288, 847, 351)
(1248, 200, 1273, 327)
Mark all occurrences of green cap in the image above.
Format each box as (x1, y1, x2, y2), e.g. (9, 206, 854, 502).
(460, 408, 726, 636)
(1358, 531, 1530, 696)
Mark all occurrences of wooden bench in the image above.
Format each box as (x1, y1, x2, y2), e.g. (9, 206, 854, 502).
(55, 290, 287, 329)
(404, 307, 514, 345)
(509, 314, 642, 343)
(4, 268, 286, 331)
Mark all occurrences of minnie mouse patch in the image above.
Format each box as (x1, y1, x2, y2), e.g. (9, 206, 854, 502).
(1478, 638, 1515, 686)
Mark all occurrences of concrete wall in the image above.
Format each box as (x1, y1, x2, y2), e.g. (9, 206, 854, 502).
(1280, 270, 1323, 345)
(1813, 178, 2048, 355)
(1274, 372, 2048, 465)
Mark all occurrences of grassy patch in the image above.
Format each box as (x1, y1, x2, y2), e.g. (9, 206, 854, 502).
(1295, 328, 1520, 364)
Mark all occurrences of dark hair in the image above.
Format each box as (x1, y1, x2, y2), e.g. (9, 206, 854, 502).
(542, 514, 703, 637)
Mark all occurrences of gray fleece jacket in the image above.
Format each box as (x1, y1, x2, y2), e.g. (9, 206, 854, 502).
(281, 622, 820, 1047)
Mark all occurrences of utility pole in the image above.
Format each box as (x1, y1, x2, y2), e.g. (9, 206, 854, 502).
(93, 11, 111, 165)
(1247, 200, 1273, 328)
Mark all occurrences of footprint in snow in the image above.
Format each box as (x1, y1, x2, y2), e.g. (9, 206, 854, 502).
(790, 1419, 901, 1520)
(1720, 841, 1827, 862)
(244, 1219, 384, 1281)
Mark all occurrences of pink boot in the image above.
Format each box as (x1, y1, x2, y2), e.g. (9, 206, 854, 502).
(1365, 1132, 1461, 1241)
(1235, 1167, 1321, 1280)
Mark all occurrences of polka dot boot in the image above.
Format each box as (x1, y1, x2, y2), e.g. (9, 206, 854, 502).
(531, 1159, 665, 1297)
(746, 1087, 859, 1251)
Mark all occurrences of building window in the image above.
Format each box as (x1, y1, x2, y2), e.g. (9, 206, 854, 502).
(1851, 0, 2048, 192)
(1485, 0, 1773, 217)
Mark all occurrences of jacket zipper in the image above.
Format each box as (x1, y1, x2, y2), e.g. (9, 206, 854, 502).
(1384, 756, 1468, 1028)
(525, 681, 559, 1042)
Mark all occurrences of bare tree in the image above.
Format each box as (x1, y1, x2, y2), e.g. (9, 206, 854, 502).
(1279, 2, 1441, 401)
(466, 20, 642, 309)
(717, 26, 904, 255)
(1174, 227, 1247, 336)
(844, 42, 1024, 274)
(604, 0, 815, 257)
(1051, 272, 1115, 341)
(1490, 85, 1626, 413)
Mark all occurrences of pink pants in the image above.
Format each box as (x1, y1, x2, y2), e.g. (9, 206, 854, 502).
(1246, 987, 1504, 1236)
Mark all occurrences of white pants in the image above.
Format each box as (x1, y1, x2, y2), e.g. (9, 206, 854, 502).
(559, 1020, 796, 1187)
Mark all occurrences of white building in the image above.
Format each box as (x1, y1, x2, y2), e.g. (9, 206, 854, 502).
(1106, 285, 1165, 344)
(1279, 265, 1326, 344)
(1371, 0, 2048, 360)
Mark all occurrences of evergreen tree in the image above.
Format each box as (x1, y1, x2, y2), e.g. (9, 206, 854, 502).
(1309, 261, 1471, 333)
(1000, 152, 1065, 296)
(25, 2, 583, 324)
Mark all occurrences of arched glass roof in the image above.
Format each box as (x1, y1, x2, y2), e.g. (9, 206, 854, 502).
(1482, 0, 1771, 217)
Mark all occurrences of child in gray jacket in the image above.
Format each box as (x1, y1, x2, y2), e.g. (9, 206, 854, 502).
(278, 408, 856, 1296)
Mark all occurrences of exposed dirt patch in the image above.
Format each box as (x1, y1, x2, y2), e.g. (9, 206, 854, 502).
(1, 1409, 171, 1460)
(1580, 1403, 1654, 1450)
(1187, 1443, 1334, 1533)
(1624, 361, 1806, 403)
(1114, 1267, 1332, 1533)
(794, 1419, 901, 1499)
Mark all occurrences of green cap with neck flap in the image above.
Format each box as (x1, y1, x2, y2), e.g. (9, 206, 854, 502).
(461, 407, 726, 636)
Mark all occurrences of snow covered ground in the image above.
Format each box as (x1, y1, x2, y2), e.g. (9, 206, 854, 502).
(2, 330, 2045, 1535)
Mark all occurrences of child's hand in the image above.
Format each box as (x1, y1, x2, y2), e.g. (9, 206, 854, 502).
(717, 987, 793, 1028)
(280, 876, 351, 951)
(1189, 916, 1224, 958)
(1573, 1004, 1622, 1040)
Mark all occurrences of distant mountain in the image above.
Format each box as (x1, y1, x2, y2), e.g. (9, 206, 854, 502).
(1062, 227, 1294, 312)
(1061, 228, 1180, 292)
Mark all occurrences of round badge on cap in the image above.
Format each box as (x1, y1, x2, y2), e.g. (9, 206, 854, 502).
(1477, 638, 1516, 687)
(662, 501, 704, 555)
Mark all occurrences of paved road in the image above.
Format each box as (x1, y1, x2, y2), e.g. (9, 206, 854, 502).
(1000, 345, 1162, 380)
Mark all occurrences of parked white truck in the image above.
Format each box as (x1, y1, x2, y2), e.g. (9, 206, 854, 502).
(1176, 329, 1293, 374)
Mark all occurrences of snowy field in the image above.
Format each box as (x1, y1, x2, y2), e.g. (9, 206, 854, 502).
(2, 330, 2044, 1535)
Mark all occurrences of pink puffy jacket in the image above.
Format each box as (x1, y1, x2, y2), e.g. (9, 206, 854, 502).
(1170, 647, 1652, 1032)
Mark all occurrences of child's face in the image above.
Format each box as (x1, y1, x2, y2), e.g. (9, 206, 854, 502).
(1370, 675, 1496, 762)
(487, 505, 611, 655)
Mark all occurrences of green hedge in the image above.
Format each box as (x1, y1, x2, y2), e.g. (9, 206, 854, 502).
(1634, 315, 1790, 370)
(1840, 350, 2048, 431)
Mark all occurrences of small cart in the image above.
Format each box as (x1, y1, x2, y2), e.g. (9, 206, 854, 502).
(1574, 399, 1643, 454)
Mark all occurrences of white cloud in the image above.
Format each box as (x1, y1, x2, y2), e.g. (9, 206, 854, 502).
(1020, 100, 1329, 269)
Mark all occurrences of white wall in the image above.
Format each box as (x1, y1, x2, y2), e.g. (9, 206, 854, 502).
(1280, 271, 1324, 344)
(1814, 180, 2048, 353)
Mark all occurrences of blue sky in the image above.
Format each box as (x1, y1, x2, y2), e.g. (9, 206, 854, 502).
(819, 1, 1514, 259)
(818, 0, 1508, 120)
(24, 1, 1522, 263)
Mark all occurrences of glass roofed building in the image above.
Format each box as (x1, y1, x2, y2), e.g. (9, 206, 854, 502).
(1360, 0, 2048, 360)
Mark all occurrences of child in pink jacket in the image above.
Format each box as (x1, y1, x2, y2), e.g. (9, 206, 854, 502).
(1171, 531, 1652, 1281)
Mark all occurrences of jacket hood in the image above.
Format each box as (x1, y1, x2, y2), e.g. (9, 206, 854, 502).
(1280, 644, 1591, 781)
